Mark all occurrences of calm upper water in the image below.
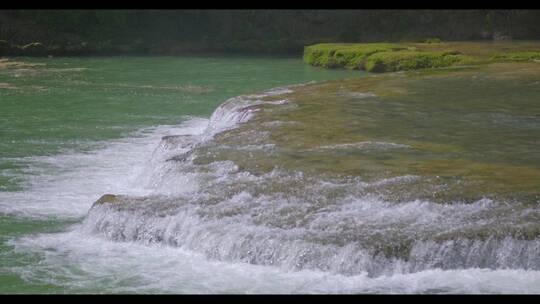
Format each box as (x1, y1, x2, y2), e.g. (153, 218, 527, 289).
(0, 57, 539, 294)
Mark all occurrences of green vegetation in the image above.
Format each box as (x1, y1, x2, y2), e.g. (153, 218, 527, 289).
(305, 41, 540, 72)
(304, 43, 476, 72)
(365, 50, 473, 72)
(303, 43, 405, 69)
(1, 10, 540, 56)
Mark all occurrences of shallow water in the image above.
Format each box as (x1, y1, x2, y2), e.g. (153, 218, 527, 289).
(1, 57, 539, 293)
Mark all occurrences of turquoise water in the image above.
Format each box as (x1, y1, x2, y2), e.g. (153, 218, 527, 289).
(1, 56, 359, 159)
(0, 56, 358, 293)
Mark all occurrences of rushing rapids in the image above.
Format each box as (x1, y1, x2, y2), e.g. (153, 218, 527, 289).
(83, 68, 540, 279)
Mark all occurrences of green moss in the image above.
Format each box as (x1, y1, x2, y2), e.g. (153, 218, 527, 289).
(304, 43, 474, 72)
(305, 41, 540, 73)
(491, 51, 540, 62)
(304, 43, 405, 69)
(365, 50, 473, 73)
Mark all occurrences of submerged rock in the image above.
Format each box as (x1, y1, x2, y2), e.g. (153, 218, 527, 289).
(160, 135, 195, 150)
(92, 194, 121, 207)
(166, 150, 194, 162)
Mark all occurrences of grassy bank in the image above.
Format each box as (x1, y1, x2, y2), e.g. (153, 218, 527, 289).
(304, 41, 540, 72)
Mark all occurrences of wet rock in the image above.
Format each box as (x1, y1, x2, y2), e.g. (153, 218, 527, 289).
(21, 42, 45, 55)
(92, 194, 121, 207)
(166, 150, 194, 162)
(160, 135, 195, 150)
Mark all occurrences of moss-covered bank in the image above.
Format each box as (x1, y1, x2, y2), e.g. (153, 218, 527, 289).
(304, 41, 540, 72)
(202, 61, 540, 204)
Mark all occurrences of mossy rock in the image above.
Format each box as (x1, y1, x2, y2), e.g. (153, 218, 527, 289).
(304, 42, 540, 72)
(304, 43, 405, 69)
(92, 194, 121, 207)
(365, 50, 473, 73)
(304, 43, 475, 72)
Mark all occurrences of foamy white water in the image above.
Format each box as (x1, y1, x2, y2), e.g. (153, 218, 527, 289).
(0, 117, 209, 219)
(9, 229, 540, 293)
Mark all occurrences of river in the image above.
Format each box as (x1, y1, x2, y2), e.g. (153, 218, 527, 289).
(0, 56, 539, 293)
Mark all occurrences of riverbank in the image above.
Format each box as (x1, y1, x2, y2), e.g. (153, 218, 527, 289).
(304, 41, 540, 72)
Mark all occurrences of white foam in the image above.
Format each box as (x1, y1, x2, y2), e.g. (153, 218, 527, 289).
(201, 85, 297, 140)
(0, 88, 278, 218)
(8, 230, 540, 293)
(0, 118, 208, 219)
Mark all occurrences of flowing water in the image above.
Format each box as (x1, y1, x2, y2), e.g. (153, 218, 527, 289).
(0, 57, 539, 293)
